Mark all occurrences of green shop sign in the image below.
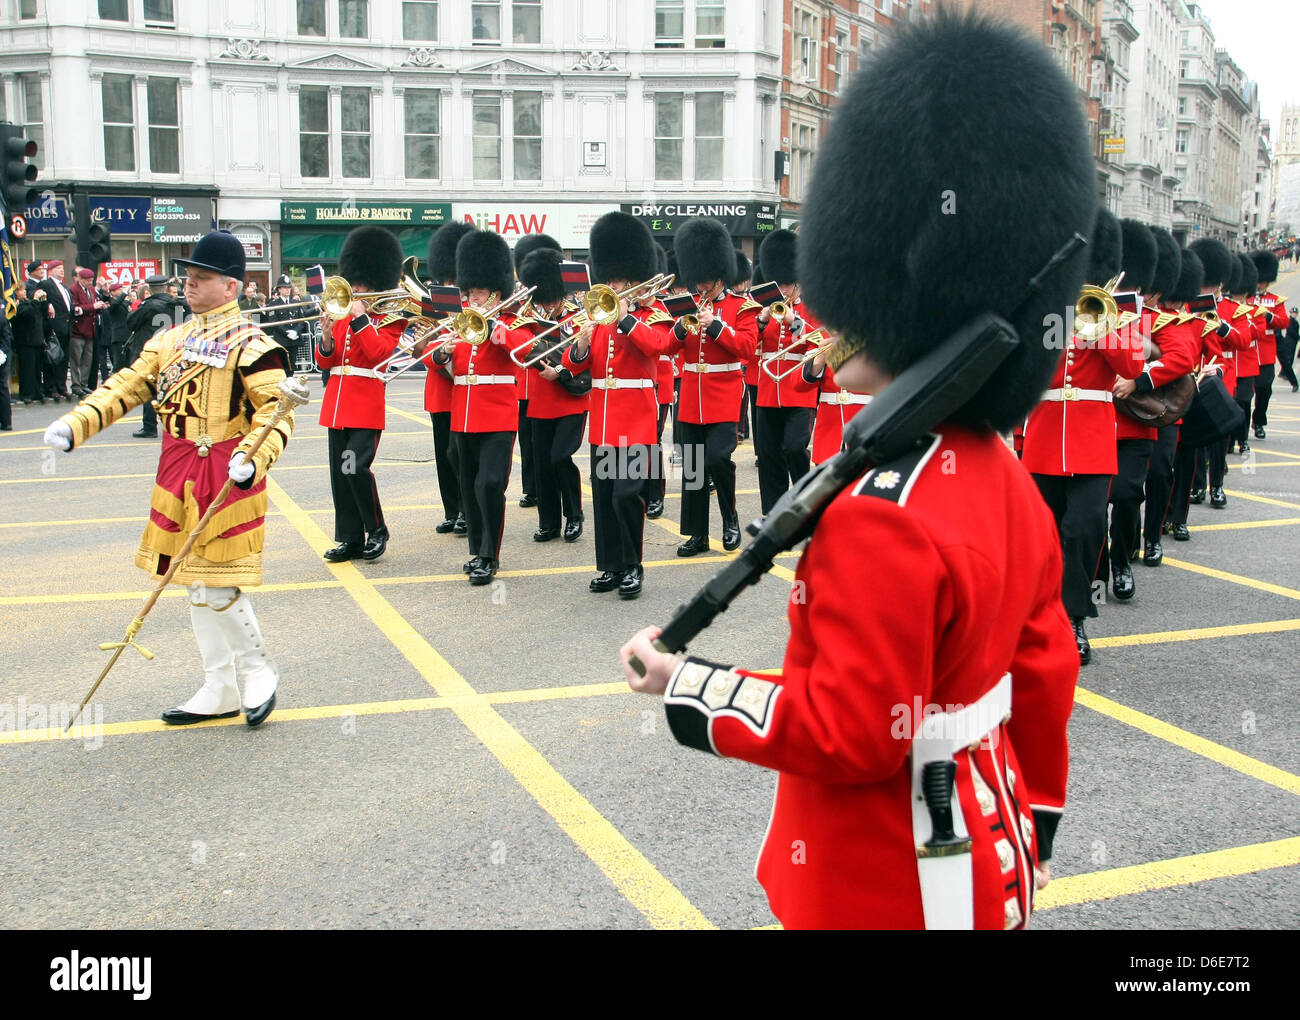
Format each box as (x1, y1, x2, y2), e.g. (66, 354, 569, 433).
(281, 201, 451, 226)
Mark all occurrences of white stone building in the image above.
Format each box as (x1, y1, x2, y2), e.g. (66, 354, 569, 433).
(1172, 1, 1218, 243)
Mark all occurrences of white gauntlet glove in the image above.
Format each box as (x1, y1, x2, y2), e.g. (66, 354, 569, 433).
(44, 421, 73, 452)
(228, 451, 255, 485)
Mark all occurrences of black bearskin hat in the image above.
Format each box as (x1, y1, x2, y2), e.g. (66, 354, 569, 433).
(513, 233, 562, 273)
(759, 230, 798, 285)
(1149, 228, 1181, 297)
(1164, 248, 1205, 305)
(796, 10, 1096, 432)
(455, 229, 514, 298)
(428, 221, 475, 285)
(674, 218, 737, 291)
(655, 243, 669, 278)
(589, 212, 659, 284)
(1234, 253, 1257, 296)
(1252, 249, 1280, 285)
(339, 226, 404, 292)
(1189, 238, 1235, 290)
(1118, 220, 1158, 295)
(730, 250, 752, 291)
(1086, 210, 1122, 286)
(518, 248, 565, 306)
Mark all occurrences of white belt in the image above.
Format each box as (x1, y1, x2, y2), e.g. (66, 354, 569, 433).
(683, 362, 742, 374)
(658, 355, 673, 363)
(820, 391, 871, 405)
(334, 365, 383, 380)
(592, 377, 654, 390)
(453, 374, 516, 386)
(1042, 387, 1112, 403)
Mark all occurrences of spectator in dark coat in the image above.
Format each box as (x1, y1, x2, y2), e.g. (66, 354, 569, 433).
(99, 279, 133, 374)
(124, 275, 189, 438)
(10, 281, 45, 406)
(36, 259, 73, 401)
(0, 305, 11, 430)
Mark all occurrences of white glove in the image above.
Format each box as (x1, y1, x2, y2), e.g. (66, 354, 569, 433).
(228, 451, 255, 484)
(44, 421, 73, 452)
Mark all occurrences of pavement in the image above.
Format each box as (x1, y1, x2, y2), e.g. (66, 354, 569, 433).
(3, 284, 1299, 930)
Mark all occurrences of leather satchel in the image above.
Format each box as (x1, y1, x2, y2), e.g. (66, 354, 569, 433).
(1179, 373, 1245, 448)
(42, 333, 62, 366)
(1115, 373, 1196, 429)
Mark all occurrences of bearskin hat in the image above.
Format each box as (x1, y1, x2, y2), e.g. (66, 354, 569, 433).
(1189, 239, 1235, 290)
(513, 233, 562, 273)
(796, 10, 1096, 432)
(428, 221, 475, 285)
(1149, 228, 1181, 297)
(1164, 248, 1205, 305)
(1118, 220, 1158, 295)
(1234, 253, 1258, 296)
(655, 243, 669, 278)
(589, 212, 658, 285)
(674, 218, 737, 291)
(455, 229, 515, 297)
(730, 250, 752, 291)
(664, 247, 679, 287)
(759, 230, 798, 285)
(518, 248, 566, 306)
(1252, 249, 1280, 285)
(338, 226, 404, 292)
(1085, 210, 1122, 286)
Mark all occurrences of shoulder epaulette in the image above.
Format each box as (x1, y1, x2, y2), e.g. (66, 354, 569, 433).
(645, 309, 673, 326)
(851, 433, 942, 507)
(1232, 303, 1251, 319)
(512, 315, 535, 328)
(1151, 312, 1178, 333)
(377, 313, 406, 329)
(739, 297, 763, 314)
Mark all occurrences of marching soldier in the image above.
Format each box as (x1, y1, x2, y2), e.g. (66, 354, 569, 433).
(622, 11, 1083, 929)
(1022, 210, 1144, 664)
(803, 340, 871, 465)
(732, 249, 757, 445)
(511, 234, 563, 511)
(1162, 248, 1210, 543)
(669, 218, 760, 555)
(44, 230, 296, 727)
(1251, 249, 1291, 433)
(644, 247, 677, 519)
(1228, 254, 1261, 456)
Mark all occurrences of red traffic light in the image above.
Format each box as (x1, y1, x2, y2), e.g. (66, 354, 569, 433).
(23, 140, 37, 158)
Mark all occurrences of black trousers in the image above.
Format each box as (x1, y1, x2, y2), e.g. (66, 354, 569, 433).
(328, 426, 386, 544)
(1278, 331, 1299, 389)
(642, 403, 671, 507)
(1107, 438, 1153, 573)
(453, 430, 514, 560)
(1233, 376, 1256, 447)
(755, 405, 814, 515)
(0, 365, 9, 428)
(670, 378, 681, 443)
(677, 420, 737, 538)
(1033, 473, 1112, 620)
(17, 346, 41, 400)
(532, 412, 586, 531)
(591, 443, 649, 573)
(141, 400, 158, 431)
(1193, 440, 1226, 491)
(518, 400, 536, 498)
(1252, 364, 1275, 429)
(428, 411, 461, 521)
(1143, 424, 1179, 541)
(1169, 438, 1197, 526)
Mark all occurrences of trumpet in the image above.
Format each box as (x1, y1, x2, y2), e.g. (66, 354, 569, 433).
(762, 329, 832, 382)
(510, 274, 673, 369)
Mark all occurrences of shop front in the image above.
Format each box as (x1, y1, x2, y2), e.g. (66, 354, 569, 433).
(278, 201, 453, 284)
(619, 201, 780, 263)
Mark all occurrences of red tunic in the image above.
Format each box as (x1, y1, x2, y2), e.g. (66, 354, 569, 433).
(811, 366, 871, 464)
(1204, 297, 1249, 393)
(563, 305, 671, 447)
(316, 312, 406, 430)
(756, 299, 821, 409)
(446, 315, 529, 433)
(1256, 291, 1290, 367)
(1115, 309, 1159, 443)
(521, 305, 591, 420)
(663, 426, 1077, 929)
(668, 291, 760, 425)
(1231, 301, 1261, 379)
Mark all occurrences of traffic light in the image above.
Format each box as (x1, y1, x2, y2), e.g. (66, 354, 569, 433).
(0, 122, 39, 215)
(73, 193, 112, 268)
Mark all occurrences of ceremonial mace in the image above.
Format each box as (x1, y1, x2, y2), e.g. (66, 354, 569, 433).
(64, 377, 311, 733)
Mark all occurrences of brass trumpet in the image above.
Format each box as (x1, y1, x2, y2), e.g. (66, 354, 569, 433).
(762, 329, 832, 382)
(510, 274, 673, 369)
(1074, 272, 1123, 344)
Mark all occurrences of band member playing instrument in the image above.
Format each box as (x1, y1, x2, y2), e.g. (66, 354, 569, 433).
(511, 234, 563, 511)
(44, 230, 296, 727)
(644, 246, 677, 519)
(669, 218, 760, 556)
(1228, 254, 1262, 455)
(803, 341, 871, 465)
(517, 247, 588, 544)
(1162, 249, 1213, 543)
(732, 249, 757, 445)
(622, 11, 1082, 929)
(1251, 249, 1291, 435)
(564, 212, 672, 599)
(315, 226, 405, 563)
(434, 229, 529, 585)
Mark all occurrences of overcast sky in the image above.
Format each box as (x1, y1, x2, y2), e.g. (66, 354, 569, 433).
(1191, 0, 1299, 137)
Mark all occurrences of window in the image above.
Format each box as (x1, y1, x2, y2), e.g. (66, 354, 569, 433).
(403, 0, 437, 40)
(339, 0, 367, 37)
(513, 0, 540, 43)
(830, 29, 848, 93)
(1176, 128, 1188, 154)
(19, 0, 38, 16)
(299, 86, 329, 178)
(472, 1, 500, 42)
(654, 93, 683, 180)
(147, 76, 180, 173)
(1179, 59, 1187, 79)
(341, 87, 371, 178)
(102, 74, 135, 172)
(696, 0, 724, 48)
(297, 0, 326, 36)
(656, 0, 683, 47)
(98, 0, 127, 19)
(18, 74, 44, 170)
(143, 0, 174, 25)
(473, 95, 502, 180)
(1178, 96, 1187, 116)
(513, 91, 542, 180)
(404, 90, 440, 179)
(796, 10, 819, 84)
(792, 121, 816, 200)
(695, 92, 723, 180)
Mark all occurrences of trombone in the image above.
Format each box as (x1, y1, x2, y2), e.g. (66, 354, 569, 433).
(762, 329, 832, 382)
(385, 285, 538, 383)
(510, 274, 673, 369)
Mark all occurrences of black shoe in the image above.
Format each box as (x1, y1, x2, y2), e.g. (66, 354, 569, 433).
(519, 493, 538, 508)
(533, 527, 561, 542)
(1210, 487, 1227, 509)
(722, 516, 741, 551)
(132, 427, 157, 438)
(676, 534, 709, 557)
(1189, 488, 1205, 505)
(453, 512, 468, 536)
(645, 499, 664, 520)
(563, 518, 583, 543)
(1143, 540, 1163, 567)
(435, 518, 456, 534)
(1130, 546, 1142, 563)
(161, 707, 241, 726)
(1255, 426, 1266, 439)
(323, 540, 364, 562)
(707, 479, 716, 493)
(1112, 564, 1136, 599)
(589, 570, 622, 593)
(1170, 522, 1191, 541)
(244, 693, 276, 729)
(618, 565, 644, 600)
(1239, 441, 1251, 455)
(468, 558, 498, 585)
(463, 555, 484, 574)
(1292, 384, 1298, 393)
(361, 527, 388, 560)
(1072, 618, 1091, 666)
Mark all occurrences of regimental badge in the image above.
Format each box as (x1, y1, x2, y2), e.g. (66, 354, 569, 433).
(873, 470, 902, 490)
(152, 360, 186, 408)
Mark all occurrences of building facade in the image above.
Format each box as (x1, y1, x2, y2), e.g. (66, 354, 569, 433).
(1172, 1, 1218, 243)
(1110, 0, 1178, 229)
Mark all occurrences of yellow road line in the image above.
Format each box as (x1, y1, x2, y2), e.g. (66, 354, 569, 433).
(1075, 687, 1300, 796)
(1161, 556, 1300, 602)
(1036, 836, 1300, 911)
(0, 430, 429, 454)
(1224, 489, 1300, 511)
(1092, 618, 1300, 648)
(0, 505, 452, 529)
(1251, 446, 1300, 460)
(1189, 517, 1300, 532)
(0, 461, 441, 485)
(266, 475, 713, 930)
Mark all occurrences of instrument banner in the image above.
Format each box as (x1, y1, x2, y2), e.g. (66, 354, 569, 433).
(663, 293, 699, 319)
(422, 285, 463, 318)
(750, 281, 784, 307)
(560, 261, 591, 294)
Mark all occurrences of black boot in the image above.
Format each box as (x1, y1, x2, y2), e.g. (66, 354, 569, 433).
(676, 534, 709, 557)
(722, 515, 741, 551)
(588, 570, 622, 593)
(1189, 488, 1205, 505)
(1143, 540, 1163, 566)
(453, 512, 468, 536)
(361, 526, 388, 560)
(323, 540, 364, 562)
(1210, 488, 1227, 509)
(1072, 617, 1091, 666)
(468, 558, 498, 585)
(1112, 563, 1135, 599)
(1169, 522, 1191, 541)
(617, 565, 644, 600)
